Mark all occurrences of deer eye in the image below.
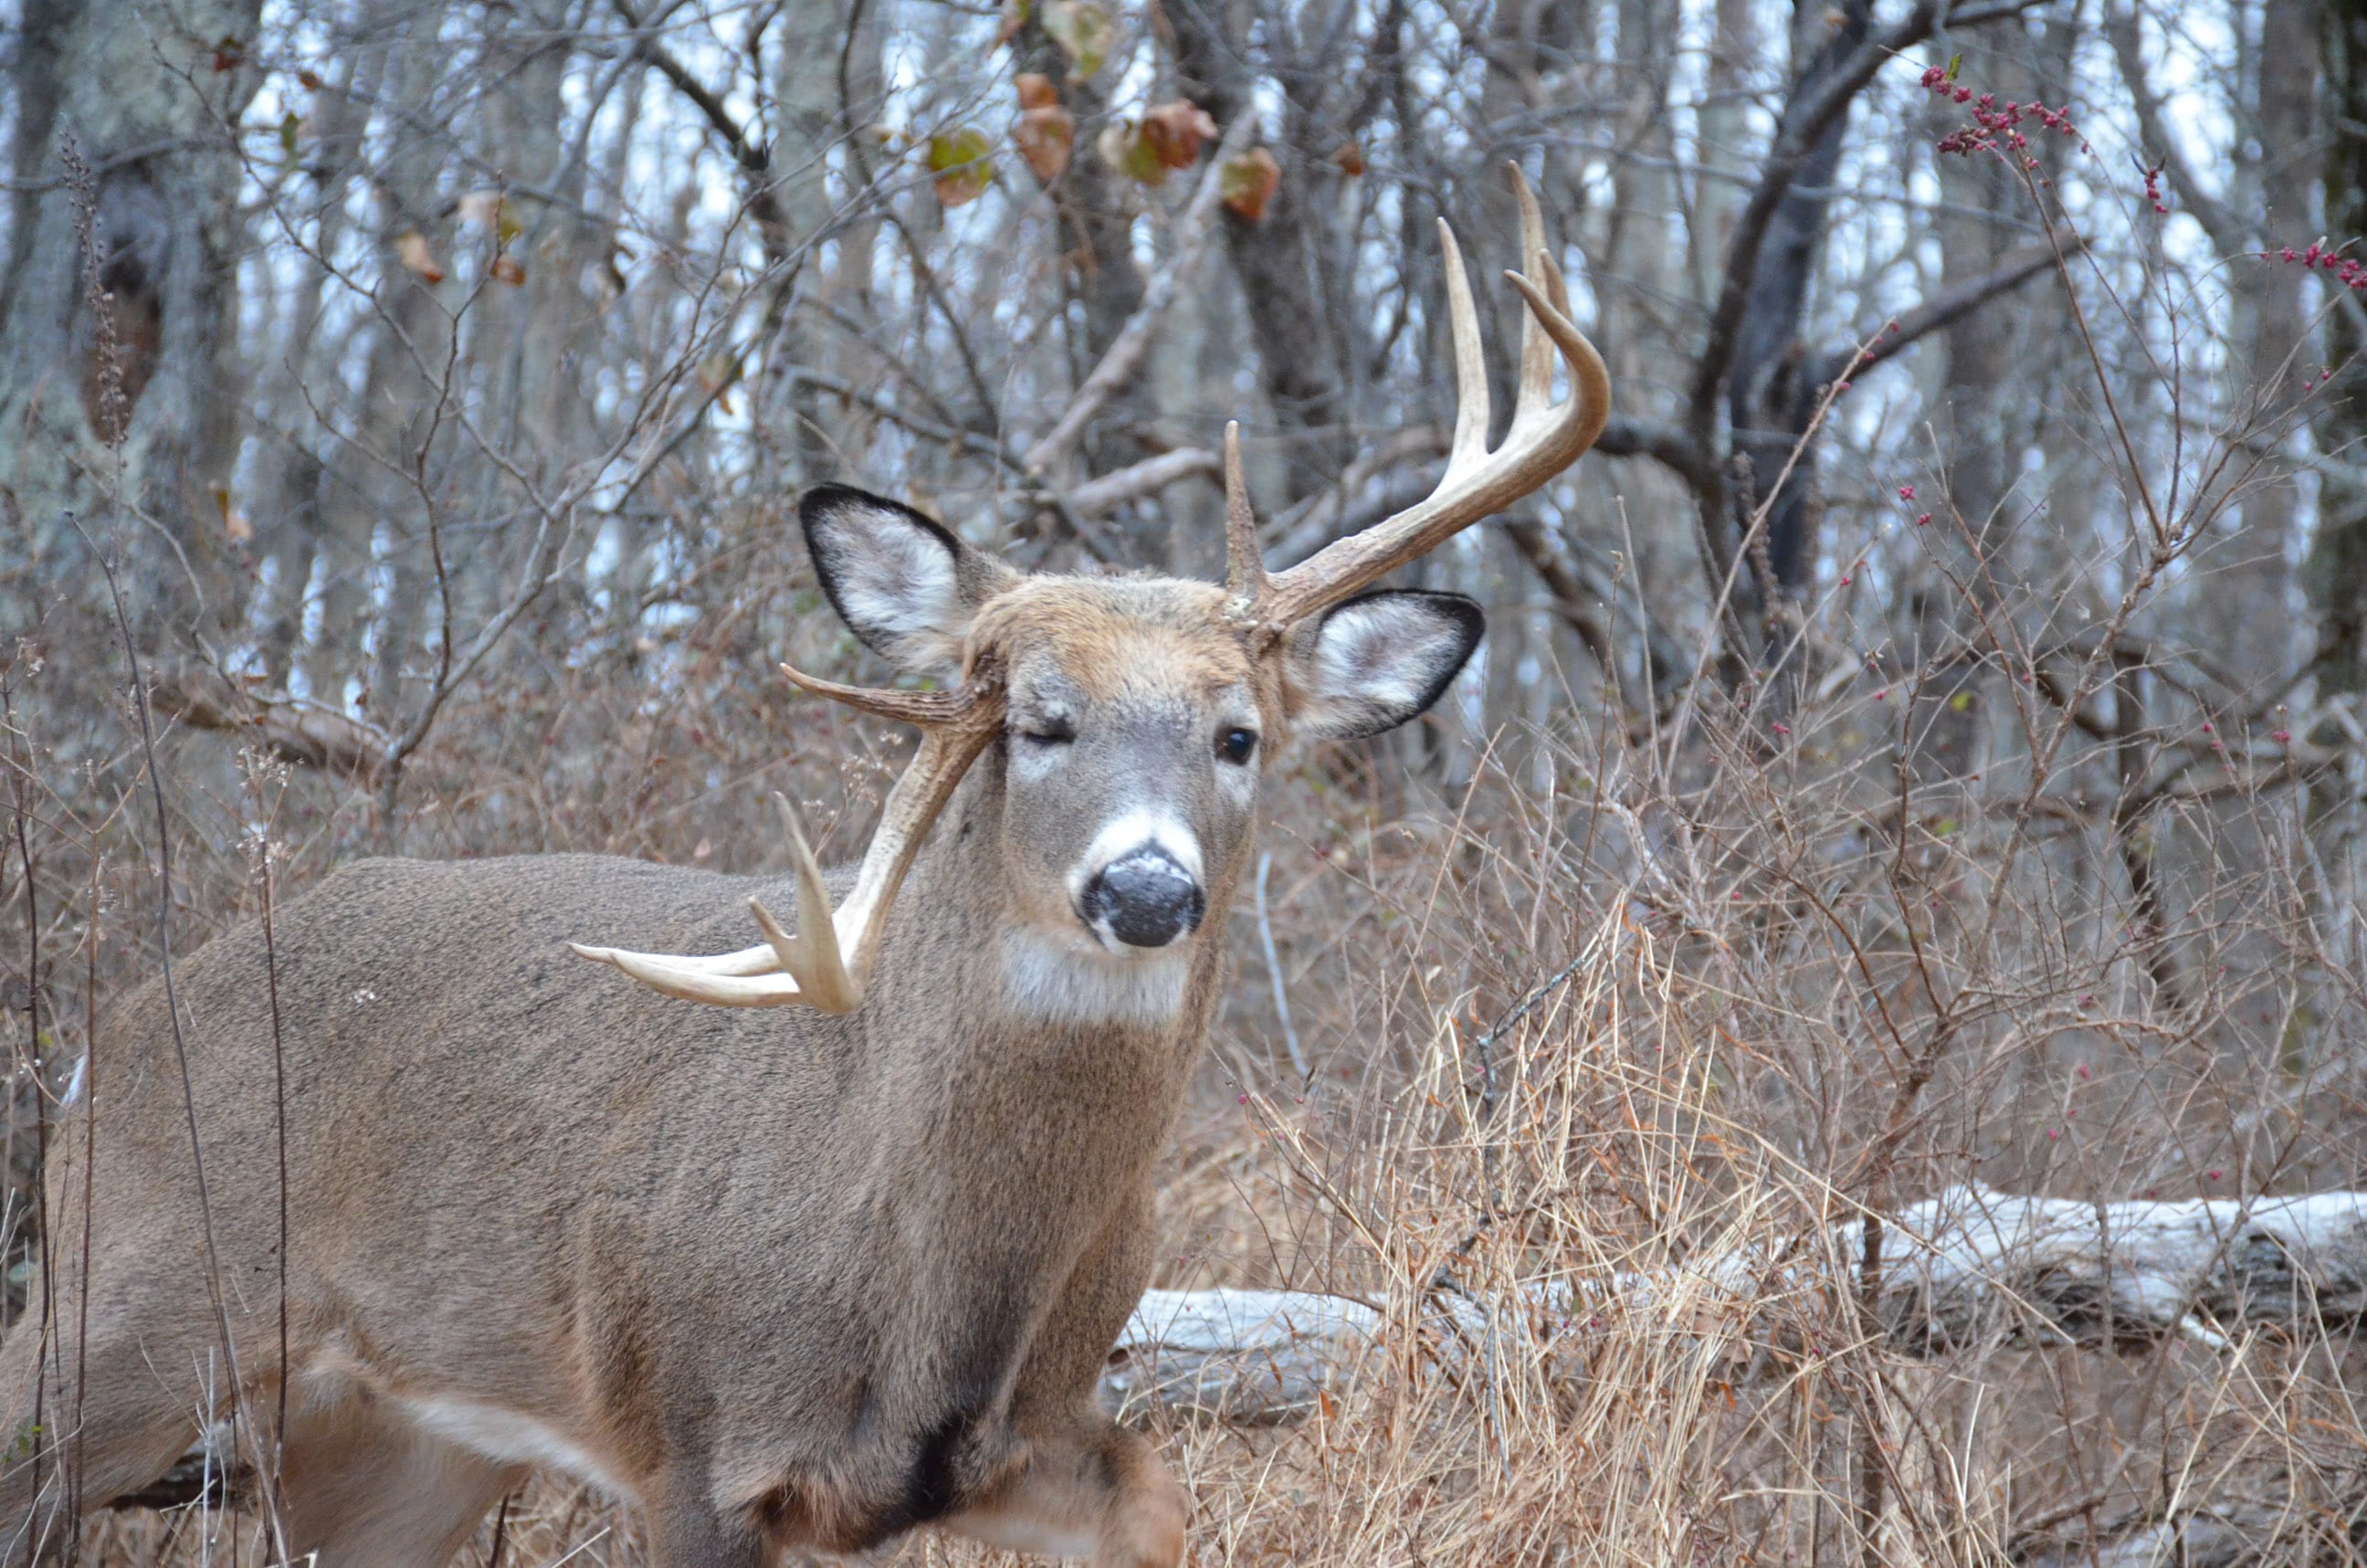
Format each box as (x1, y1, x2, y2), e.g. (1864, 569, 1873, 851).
(1218, 727, 1257, 764)
(1015, 716, 1074, 747)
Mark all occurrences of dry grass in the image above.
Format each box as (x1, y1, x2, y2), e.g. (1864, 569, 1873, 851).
(11, 639, 2364, 1564)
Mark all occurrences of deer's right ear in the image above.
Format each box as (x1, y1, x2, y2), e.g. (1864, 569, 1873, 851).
(801, 486, 1017, 678)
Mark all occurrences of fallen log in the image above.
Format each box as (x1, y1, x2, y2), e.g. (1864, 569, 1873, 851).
(1099, 1184, 2367, 1420)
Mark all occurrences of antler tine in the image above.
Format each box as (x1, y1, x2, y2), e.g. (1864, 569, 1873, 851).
(573, 663, 1005, 1012)
(776, 660, 994, 727)
(1223, 420, 1267, 609)
(1249, 176, 1610, 633)
(1438, 219, 1491, 475)
(1510, 165, 1556, 433)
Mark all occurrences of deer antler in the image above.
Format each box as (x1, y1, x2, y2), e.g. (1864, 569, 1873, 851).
(569, 662, 1004, 1012)
(1226, 166, 1610, 638)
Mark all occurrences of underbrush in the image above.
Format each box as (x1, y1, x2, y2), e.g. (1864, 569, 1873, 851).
(15, 647, 2362, 1563)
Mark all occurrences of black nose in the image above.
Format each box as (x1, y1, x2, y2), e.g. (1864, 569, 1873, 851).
(1083, 849, 1205, 949)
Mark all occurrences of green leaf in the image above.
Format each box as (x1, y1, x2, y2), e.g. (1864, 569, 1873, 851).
(1950, 691, 1972, 711)
(279, 110, 300, 156)
(927, 127, 995, 207)
(1944, 53, 1962, 81)
(1045, 0, 1112, 79)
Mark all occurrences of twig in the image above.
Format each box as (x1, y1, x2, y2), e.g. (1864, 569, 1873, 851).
(1254, 852, 1307, 1082)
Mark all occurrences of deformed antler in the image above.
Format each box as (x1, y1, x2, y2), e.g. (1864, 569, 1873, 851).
(1226, 166, 1611, 638)
(569, 661, 1004, 1011)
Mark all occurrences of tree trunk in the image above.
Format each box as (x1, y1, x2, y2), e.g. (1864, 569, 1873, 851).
(0, 0, 266, 640)
(1169, 0, 1355, 504)
(2218, 0, 2314, 697)
(2314, 0, 2367, 706)
(1723, 0, 1871, 626)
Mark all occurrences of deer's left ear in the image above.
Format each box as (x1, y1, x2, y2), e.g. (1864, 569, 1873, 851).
(1282, 590, 1485, 742)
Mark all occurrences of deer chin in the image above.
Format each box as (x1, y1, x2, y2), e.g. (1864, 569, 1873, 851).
(999, 924, 1192, 1027)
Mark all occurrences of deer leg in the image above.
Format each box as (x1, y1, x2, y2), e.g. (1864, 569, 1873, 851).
(942, 1418, 1186, 1568)
(0, 1315, 206, 1564)
(640, 1479, 775, 1568)
(279, 1384, 523, 1568)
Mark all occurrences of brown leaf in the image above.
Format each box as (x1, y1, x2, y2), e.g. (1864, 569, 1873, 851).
(296, 68, 323, 90)
(211, 35, 247, 72)
(394, 229, 446, 284)
(1220, 147, 1281, 221)
(697, 353, 741, 395)
(1140, 100, 1217, 169)
(489, 255, 527, 286)
(1331, 141, 1366, 177)
(1015, 71, 1059, 110)
(927, 127, 995, 207)
(1014, 100, 1075, 184)
(1097, 120, 1167, 187)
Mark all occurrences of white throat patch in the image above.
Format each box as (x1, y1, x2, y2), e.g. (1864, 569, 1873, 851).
(1000, 928, 1190, 1026)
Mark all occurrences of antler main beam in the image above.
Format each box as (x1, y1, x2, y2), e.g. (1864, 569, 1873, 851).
(1226, 167, 1611, 638)
(570, 660, 1004, 1012)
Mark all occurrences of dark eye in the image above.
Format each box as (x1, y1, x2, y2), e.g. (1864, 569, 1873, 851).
(1218, 727, 1257, 764)
(1016, 720, 1074, 747)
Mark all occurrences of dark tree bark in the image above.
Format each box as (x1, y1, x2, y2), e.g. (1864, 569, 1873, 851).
(0, 0, 267, 638)
(1014, 16, 1158, 563)
(1723, 0, 1873, 616)
(2316, 0, 2367, 704)
(1168, 0, 1356, 502)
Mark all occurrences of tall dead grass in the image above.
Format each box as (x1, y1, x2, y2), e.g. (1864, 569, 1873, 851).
(22, 637, 2363, 1564)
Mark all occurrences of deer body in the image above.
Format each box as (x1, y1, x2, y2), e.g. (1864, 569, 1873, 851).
(3, 174, 1607, 1564)
(13, 780, 1209, 1560)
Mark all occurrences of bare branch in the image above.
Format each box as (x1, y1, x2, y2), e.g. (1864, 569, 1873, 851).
(1068, 447, 1222, 516)
(2105, 0, 2245, 253)
(1021, 114, 1257, 479)
(1815, 238, 2080, 386)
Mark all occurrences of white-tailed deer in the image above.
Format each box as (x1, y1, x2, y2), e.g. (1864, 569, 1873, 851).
(2, 173, 1606, 1566)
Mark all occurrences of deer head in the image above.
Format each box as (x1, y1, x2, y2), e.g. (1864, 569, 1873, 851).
(571, 169, 1609, 1014)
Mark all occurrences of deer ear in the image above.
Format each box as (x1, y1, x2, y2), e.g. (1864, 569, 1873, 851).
(1284, 590, 1485, 742)
(801, 486, 1017, 678)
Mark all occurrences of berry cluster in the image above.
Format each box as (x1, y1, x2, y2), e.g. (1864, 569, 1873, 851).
(1921, 66, 2087, 165)
(2267, 240, 2367, 293)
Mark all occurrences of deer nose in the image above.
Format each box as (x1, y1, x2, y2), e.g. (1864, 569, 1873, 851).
(1083, 848, 1205, 950)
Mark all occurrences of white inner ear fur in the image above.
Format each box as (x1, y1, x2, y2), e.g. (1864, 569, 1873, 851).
(1313, 600, 1436, 714)
(826, 518, 964, 670)
(1293, 597, 1472, 740)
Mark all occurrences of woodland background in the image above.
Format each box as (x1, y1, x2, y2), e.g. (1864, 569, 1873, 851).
(5, 0, 2367, 1560)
